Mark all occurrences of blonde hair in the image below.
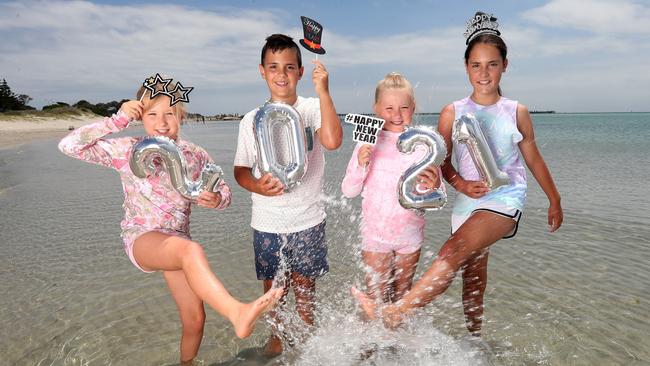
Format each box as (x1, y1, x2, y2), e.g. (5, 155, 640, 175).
(374, 72, 416, 105)
(136, 83, 186, 120)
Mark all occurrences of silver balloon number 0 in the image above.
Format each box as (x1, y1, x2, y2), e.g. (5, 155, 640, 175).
(397, 126, 448, 211)
(253, 101, 308, 191)
(452, 114, 509, 189)
(129, 136, 223, 201)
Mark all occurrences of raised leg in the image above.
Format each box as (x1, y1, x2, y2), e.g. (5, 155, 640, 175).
(354, 211, 515, 328)
(133, 232, 281, 338)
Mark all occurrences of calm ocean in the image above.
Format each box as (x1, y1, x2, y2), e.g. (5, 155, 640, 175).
(1, 113, 648, 365)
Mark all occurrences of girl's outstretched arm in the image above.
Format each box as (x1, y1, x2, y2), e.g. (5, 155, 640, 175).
(516, 104, 563, 232)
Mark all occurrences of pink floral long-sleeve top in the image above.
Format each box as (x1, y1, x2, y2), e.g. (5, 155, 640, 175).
(58, 111, 231, 242)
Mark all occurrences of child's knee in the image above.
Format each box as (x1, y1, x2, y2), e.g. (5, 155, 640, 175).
(180, 240, 206, 261)
(182, 308, 206, 335)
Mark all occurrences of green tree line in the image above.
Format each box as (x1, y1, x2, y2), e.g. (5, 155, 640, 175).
(0, 79, 34, 112)
(1, 78, 128, 116)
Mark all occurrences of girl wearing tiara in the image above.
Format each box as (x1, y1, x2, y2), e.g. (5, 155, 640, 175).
(354, 11, 563, 337)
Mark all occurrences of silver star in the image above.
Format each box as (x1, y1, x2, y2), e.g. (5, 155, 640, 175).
(143, 73, 173, 99)
(168, 82, 194, 106)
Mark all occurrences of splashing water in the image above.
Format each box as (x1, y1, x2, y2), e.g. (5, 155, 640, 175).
(271, 310, 491, 366)
(259, 192, 492, 365)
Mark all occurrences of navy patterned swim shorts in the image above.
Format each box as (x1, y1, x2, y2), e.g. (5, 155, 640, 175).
(253, 220, 328, 280)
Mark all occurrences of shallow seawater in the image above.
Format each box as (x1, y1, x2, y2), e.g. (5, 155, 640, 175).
(1, 113, 649, 365)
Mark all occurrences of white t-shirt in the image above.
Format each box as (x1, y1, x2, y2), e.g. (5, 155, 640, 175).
(234, 96, 325, 233)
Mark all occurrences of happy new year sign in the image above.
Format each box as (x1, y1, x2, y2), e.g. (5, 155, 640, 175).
(344, 114, 385, 145)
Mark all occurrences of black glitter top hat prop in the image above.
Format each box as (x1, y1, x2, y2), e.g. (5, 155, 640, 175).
(463, 11, 501, 45)
(299, 16, 326, 55)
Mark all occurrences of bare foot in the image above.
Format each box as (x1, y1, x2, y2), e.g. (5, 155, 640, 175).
(232, 288, 283, 338)
(380, 304, 405, 329)
(351, 286, 378, 320)
(263, 334, 283, 357)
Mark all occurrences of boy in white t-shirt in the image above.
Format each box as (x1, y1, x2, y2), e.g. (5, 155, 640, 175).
(233, 34, 342, 355)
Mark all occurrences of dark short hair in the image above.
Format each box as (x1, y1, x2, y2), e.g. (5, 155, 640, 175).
(260, 34, 302, 68)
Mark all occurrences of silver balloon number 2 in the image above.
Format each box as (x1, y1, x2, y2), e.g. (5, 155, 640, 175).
(453, 114, 509, 189)
(397, 126, 448, 211)
(253, 101, 308, 191)
(129, 136, 223, 201)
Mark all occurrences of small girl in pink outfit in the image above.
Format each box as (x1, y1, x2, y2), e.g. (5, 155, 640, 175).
(342, 72, 442, 305)
(59, 84, 281, 365)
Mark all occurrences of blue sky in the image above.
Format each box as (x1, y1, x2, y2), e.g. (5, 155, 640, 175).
(1, 0, 649, 113)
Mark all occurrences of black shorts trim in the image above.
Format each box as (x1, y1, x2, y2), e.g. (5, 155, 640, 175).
(450, 208, 522, 239)
(474, 208, 522, 239)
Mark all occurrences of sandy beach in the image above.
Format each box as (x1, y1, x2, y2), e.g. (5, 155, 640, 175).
(0, 114, 237, 150)
(0, 114, 99, 150)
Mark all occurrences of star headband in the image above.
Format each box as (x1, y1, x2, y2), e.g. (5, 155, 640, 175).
(463, 11, 500, 45)
(142, 73, 194, 106)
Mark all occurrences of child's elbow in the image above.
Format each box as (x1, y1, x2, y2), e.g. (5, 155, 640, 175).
(321, 136, 342, 150)
(340, 183, 360, 199)
(57, 137, 73, 156)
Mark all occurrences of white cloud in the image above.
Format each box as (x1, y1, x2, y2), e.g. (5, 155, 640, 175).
(0, 1, 467, 113)
(0, 1, 648, 113)
(2, 4, 274, 112)
(522, 0, 650, 35)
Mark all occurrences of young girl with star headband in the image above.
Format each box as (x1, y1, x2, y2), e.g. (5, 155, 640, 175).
(353, 11, 563, 337)
(59, 79, 282, 364)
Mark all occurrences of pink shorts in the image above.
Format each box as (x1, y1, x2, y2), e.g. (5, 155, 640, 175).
(361, 237, 422, 255)
(122, 228, 190, 273)
(360, 220, 424, 254)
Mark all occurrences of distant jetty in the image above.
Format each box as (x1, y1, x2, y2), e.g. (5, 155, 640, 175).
(185, 113, 243, 122)
(530, 110, 556, 114)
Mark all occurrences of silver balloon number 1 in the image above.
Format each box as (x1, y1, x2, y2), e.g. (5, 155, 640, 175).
(253, 101, 308, 191)
(397, 126, 448, 211)
(129, 136, 224, 201)
(453, 114, 510, 189)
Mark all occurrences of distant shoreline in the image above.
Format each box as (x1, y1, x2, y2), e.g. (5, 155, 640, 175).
(2, 110, 648, 150)
(0, 112, 240, 150)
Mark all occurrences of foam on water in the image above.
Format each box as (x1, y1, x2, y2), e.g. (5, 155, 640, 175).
(288, 313, 490, 366)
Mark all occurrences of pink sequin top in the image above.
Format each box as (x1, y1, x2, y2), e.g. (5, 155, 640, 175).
(58, 111, 231, 245)
(341, 130, 444, 252)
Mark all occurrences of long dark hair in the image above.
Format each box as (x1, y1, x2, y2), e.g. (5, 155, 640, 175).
(464, 34, 507, 96)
